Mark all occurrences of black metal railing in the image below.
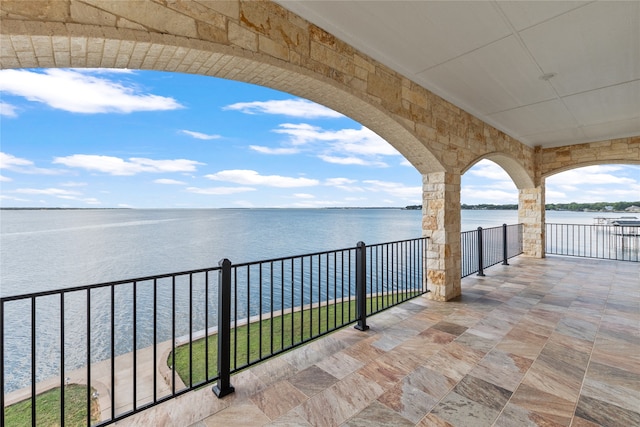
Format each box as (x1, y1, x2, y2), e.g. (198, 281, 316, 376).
(1, 237, 427, 426)
(546, 223, 639, 262)
(460, 223, 524, 278)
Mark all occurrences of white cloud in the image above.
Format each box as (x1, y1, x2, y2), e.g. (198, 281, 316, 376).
(325, 177, 357, 186)
(154, 178, 187, 185)
(274, 124, 398, 154)
(0, 175, 12, 182)
(180, 130, 221, 140)
(14, 187, 82, 197)
(53, 155, 203, 176)
(0, 101, 18, 117)
(293, 193, 315, 199)
(545, 165, 640, 203)
(0, 194, 29, 201)
(269, 123, 397, 166)
(325, 177, 364, 192)
(205, 170, 319, 188)
(224, 99, 343, 119)
(186, 186, 256, 195)
(362, 180, 422, 199)
(468, 159, 513, 181)
(249, 145, 299, 155)
(0, 152, 61, 175)
(60, 181, 87, 187)
(1, 152, 33, 168)
(0, 69, 183, 114)
(319, 155, 388, 167)
(547, 166, 637, 186)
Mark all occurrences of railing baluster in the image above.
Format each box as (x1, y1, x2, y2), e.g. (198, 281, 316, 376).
(477, 227, 485, 276)
(213, 259, 234, 398)
(171, 276, 176, 395)
(0, 301, 4, 427)
(32, 296, 36, 427)
(355, 241, 369, 331)
(204, 272, 209, 381)
(110, 285, 115, 420)
(133, 281, 138, 409)
(153, 278, 158, 403)
(86, 290, 90, 427)
(60, 292, 65, 427)
(502, 223, 509, 265)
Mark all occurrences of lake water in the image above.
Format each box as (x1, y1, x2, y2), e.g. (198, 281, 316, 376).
(0, 208, 628, 393)
(1, 208, 615, 297)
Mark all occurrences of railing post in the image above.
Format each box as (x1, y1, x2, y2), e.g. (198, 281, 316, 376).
(213, 258, 235, 398)
(502, 223, 509, 265)
(354, 241, 369, 331)
(477, 227, 485, 276)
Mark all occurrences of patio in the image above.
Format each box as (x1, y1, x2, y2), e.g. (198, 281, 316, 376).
(116, 255, 639, 426)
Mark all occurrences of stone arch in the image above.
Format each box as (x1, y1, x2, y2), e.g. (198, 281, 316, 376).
(0, 18, 444, 175)
(540, 137, 640, 178)
(542, 159, 640, 179)
(462, 152, 535, 189)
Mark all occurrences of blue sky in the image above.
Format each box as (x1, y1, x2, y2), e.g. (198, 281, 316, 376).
(1, 69, 638, 208)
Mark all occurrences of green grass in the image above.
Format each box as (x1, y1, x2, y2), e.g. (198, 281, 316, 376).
(4, 384, 99, 427)
(170, 292, 421, 386)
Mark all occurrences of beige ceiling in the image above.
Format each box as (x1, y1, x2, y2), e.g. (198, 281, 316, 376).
(277, 1, 640, 148)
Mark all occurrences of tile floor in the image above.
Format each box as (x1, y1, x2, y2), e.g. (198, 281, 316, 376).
(117, 255, 639, 426)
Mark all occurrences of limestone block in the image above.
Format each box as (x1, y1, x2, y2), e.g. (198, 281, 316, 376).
(0, 0, 69, 22)
(367, 70, 400, 105)
(83, 0, 198, 38)
(310, 41, 353, 75)
(259, 35, 289, 61)
(196, 21, 228, 44)
(229, 21, 257, 52)
(71, 1, 116, 27)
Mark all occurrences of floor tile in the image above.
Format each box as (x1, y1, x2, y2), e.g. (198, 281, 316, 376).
(288, 365, 338, 397)
(430, 390, 501, 426)
(250, 380, 307, 420)
(343, 400, 413, 427)
(575, 395, 640, 427)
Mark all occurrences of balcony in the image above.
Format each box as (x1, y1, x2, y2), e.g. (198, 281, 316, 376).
(2, 224, 638, 426)
(125, 255, 639, 426)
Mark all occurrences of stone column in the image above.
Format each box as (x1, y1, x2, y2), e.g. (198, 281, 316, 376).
(422, 172, 461, 301)
(518, 183, 545, 258)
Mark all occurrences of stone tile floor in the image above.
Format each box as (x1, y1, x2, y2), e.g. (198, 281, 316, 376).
(117, 255, 639, 426)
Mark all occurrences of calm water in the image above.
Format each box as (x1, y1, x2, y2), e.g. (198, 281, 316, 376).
(0, 208, 628, 392)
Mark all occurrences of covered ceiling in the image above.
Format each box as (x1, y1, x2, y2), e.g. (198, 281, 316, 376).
(277, 1, 640, 148)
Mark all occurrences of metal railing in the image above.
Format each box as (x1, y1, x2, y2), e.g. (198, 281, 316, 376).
(460, 223, 524, 278)
(546, 223, 639, 262)
(1, 237, 428, 426)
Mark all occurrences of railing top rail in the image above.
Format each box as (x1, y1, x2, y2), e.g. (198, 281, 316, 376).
(0, 265, 223, 302)
(547, 223, 639, 226)
(365, 236, 428, 249)
(461, 223, 523, 233)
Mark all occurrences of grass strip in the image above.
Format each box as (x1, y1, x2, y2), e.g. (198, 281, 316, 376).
(170, 292, 421, 385)
(4, 384, 99, 427)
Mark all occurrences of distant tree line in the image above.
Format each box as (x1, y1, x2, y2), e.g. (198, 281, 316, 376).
(406, 201, 639, 212)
